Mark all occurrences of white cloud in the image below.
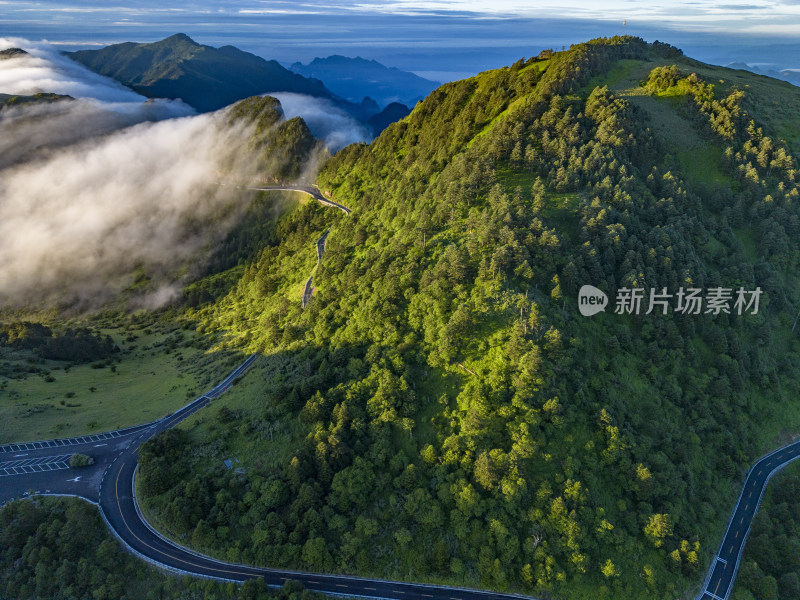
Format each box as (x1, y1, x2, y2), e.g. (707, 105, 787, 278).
(1, 36, 150, 102)
(270, 92, 371, 151)
(0, 40, 325, 311)
(0, 112, 250, 308)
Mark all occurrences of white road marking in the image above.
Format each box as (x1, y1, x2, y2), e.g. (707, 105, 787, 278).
(13, 453, 28, 457)
(94, 443, 107, 447)
(67, 476, 82, 482)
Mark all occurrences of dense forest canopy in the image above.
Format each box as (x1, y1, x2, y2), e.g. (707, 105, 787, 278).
(130, 36, 800, 600)
(0, 497, 322, 600)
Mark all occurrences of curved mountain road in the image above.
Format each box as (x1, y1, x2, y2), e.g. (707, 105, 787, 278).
(2, 352, 534, 600)
(302, 228, 330, 308)
(696, 438, 800, 600)
(246, 184, 351, 215)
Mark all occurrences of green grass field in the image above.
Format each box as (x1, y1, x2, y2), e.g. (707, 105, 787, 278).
(0, 324, 240, 443)
(174, 352, 303, 473)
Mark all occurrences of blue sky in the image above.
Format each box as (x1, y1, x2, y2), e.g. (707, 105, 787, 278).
(2, 1, 799, 79)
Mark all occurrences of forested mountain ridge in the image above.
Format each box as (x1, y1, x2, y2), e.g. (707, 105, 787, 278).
(136, 37, 800, 600)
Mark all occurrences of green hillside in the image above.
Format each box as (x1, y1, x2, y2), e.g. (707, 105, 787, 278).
(24, 36, 800, 600)
(67, 34, 335, 112)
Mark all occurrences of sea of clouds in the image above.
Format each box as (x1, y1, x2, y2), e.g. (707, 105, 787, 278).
(0, 38, 363, 311)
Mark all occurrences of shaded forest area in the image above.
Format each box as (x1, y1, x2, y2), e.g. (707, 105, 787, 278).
(0, 497, 323, 600)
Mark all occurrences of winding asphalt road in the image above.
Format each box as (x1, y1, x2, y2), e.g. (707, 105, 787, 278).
(246, 184, 351, 214)
(302, 229, 331, 309)
(695, 439, 800, 600)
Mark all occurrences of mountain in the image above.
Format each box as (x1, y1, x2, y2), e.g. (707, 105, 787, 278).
(290, 55, 439, 107)
(5, 35, 800, 600)
(727, 61, 800, 88)
(225, 95, 318, 182)
(67, 34, 336, 113)
(134, 36, 800, 600)
(0, 47, 28, 60)
(0, 92, 72, 108)
(367, 101, 410, 135)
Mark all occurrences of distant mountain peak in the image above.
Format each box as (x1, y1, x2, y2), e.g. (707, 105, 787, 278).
(66, 35, 336, 113)
(161, 33, 198, 45)
(290, 55, 438, 108)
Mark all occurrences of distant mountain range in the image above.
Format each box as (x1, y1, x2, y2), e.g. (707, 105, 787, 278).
(290, 55, 438, 107)
(727, 62, 800, 88)
(65, 35, 413, 136)
(67, 34, 335, 113)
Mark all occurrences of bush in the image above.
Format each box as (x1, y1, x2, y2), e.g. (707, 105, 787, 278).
(69, 453, 94, 468)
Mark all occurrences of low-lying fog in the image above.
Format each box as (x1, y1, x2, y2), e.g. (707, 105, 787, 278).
(0, 38, 366, 311)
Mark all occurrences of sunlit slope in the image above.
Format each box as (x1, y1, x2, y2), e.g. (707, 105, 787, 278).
(147, 37, 800, 600)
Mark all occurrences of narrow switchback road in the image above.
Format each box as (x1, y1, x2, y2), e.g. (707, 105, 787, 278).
(246, 184, 350, 308)
(302, 229, 330, 309)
